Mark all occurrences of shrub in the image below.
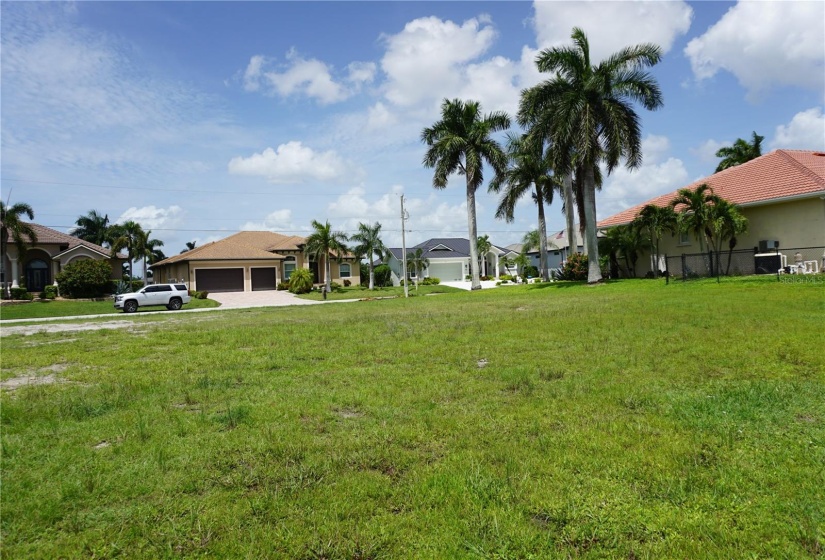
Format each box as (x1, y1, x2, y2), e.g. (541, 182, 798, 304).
(524, 265, 539, 279)
(373, 264, 392, 288)
(56, 260, 113, 298)
(39, 286, 58, 300)
(498, 274, 513, 282)
(330, 281, 343, 293)
(343, 279, 351, 287)
(276, 280, 289, 291)
(10, 287, 31, 300)
(559, 253, 588, 281)
(288, 268, 313, 294)
(421, 277, 440, 285)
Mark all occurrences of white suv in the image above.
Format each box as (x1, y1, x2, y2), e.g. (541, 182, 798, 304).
(114, 283, 191, 313)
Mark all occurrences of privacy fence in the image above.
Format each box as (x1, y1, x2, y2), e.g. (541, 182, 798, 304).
(664, 246, 825, 283)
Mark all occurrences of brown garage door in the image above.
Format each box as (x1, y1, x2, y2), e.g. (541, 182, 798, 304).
(251, 267, 277, 291)
(196, 268, 244, 293)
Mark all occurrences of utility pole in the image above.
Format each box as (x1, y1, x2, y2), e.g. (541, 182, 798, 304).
(400, 195, 409, 298)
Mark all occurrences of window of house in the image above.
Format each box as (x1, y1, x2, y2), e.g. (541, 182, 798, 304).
(284, 256, 296, 279)
(339, 263, 351, 277)
(679, 231, 690, 245)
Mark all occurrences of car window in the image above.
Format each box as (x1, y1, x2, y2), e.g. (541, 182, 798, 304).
(143, 287, 155, 293)
(158, 285, 172, 292)
(174, 284, 187, 291)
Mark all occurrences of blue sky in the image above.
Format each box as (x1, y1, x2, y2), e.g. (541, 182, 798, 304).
(2, 1, 823, 257)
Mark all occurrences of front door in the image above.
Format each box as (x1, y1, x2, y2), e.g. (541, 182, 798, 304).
(25, 259, 50, 292)
(309, 261, 320, 284)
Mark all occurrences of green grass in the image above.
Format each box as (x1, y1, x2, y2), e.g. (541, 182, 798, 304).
(296, 283, 465, 300)
(2, 279, 823, 558)
(0, 297, 220, 320)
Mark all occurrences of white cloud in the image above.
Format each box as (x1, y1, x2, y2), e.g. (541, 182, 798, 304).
(117, 205, 184, 230)
(240, 209, 296, 232)
(532, 1, 693, 62)
(241, 49, 348, 104)
(379, 16, 500, 109)
(770, 107, 825, 150)
(691, 139, 730, 164)
(685, 1, 825, 98)
(228, 141, 359, 184)
(346, 61, 377, 85)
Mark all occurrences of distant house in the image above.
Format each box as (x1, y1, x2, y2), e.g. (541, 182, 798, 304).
(0, 223, 127, 293)
(151, 231, 360, 293)
(598, 149, 825, 276)
(507, 228, 586, 271)
(382, 238, 518, 283)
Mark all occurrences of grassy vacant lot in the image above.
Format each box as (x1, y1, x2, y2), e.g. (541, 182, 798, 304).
(0, 297, 220, 321)
(1, 279, 823, 558)
(297, 284, 464, 301)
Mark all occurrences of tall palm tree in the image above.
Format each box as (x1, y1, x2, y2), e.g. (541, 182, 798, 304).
(136, 229, 164, 283)
(715, 132, 763, 172)
(422, 98, 510, 290)
(476, 234, 493, 277)
(181, 240, 197, 254)
(406, 248, 430, 290)
(350, 221, 387, 290)
(670, 183, 719, 253)
(490, 132, 556, 281)
(304, 220, 349, 293)
(71, 210, 110, 247)
(110, 221, 144, 280)
(631, 204, 678, 278)
(519, 27, 663, 283)
(1, 201, 37, 288)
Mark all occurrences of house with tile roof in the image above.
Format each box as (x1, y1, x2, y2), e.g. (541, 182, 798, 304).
(150, 231, 360, 292)
(0, 222, 128, 293)
(506, 227, 587, 271)
(598, 149, 825, 276)
(381, 238, 518, 283)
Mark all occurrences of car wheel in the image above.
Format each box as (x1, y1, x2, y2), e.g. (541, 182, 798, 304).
(124, 300, 138, 313)
(167, 297, 182, 311)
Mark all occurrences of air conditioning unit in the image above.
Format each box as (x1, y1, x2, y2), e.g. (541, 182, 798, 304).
(759, 240, 780, 252)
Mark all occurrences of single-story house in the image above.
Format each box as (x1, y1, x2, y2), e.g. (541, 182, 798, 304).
(150, 231, 361, 292)
(0, 222, 127, 293)
(382, 238, 518, 283)
(598, 149, 825, 276)
(506, 227, 586, 270)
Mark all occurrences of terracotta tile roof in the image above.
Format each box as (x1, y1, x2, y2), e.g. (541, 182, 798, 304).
(598, 150, 825, 228)
(6, 222, 125, 258)
(153, 239, 285, 265)
(223, 231, 305, 252)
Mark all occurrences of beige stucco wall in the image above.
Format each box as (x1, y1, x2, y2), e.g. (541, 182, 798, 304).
(2, 243, 123, 288)
(626, 196, 825, 277)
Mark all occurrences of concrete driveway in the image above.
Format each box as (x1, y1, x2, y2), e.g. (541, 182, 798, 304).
(208, 290, 326, 309)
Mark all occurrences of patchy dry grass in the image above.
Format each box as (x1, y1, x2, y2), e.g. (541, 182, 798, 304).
(1, 279, 823, 558)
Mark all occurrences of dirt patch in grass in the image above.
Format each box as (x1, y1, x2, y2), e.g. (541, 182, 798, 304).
(23, 338, 78, 347)
(1, 320, 140, 337)
(1, 373, 65, 391)
(335, 407, 364, 419)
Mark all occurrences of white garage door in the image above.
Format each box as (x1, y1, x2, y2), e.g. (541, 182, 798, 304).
(427, 262, 463, 282)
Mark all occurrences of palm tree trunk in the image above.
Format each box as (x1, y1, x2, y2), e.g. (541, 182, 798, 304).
(563, 172, 576, 260)
(325, 257, 331, 292)
(466, 179, 481, 290)
(537, 185, 549, 281)
(368, 261, 374, 290)
(583, 166, 602, 283)
(654, 238, 661, 279)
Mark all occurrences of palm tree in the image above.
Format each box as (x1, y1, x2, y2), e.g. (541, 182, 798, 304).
(490, 132, 556, 281)
(350, 221, 387, 290)
(715, 132, 764, 173)
(1, 201, 37, 289)
(705, 198, 748, 276)
(181, 240, 197, 254)
(71, 210, 110, 247)
(598, 227, 623, 278)
(304, 220, 349, 293)
(631, 204, 678, 278)
(406, 248, 430, 290)
(136, 229, 165, 283)
(722, 208, 748, 275)
(519, 27, 663, 283)
(670, 183, 719, 253)
(476, 234, 493, 277)
(110, 221, 145, 280)
(513, 252, 530, 282)
(422, 98, 510, 290)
